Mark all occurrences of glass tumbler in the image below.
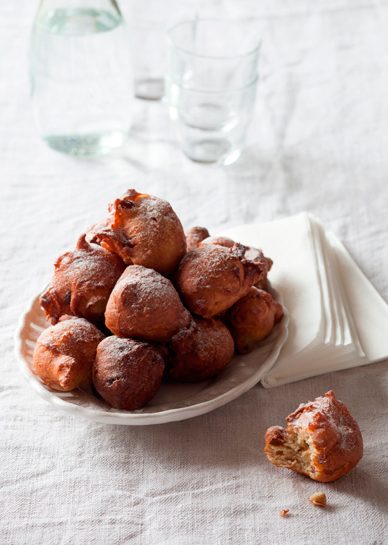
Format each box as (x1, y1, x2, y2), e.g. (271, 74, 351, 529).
(128, 0, 197, 100)
(30, 0, 134, 156)
(165, 19, 260, 165)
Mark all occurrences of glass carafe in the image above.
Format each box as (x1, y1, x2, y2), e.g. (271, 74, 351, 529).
(30, 0, 134, 156)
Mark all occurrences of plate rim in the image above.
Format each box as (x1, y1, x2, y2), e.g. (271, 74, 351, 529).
(14, 289, 289, 425)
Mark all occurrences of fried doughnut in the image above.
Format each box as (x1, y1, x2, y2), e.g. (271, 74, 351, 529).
(185, 226, 210, 251)
(227, 287, 283, 354)
(201, 235, 234, 248)
(264, 391, 363, 482)
(88, 189, 186, 274)
(93, 336, 165, 410)
(40, 234, 125, 325)
(32, 316, 104, 391)
(202, 236, 273, 290)
(168, 317, 234, 382)
(176, 244, 267, 318)
(105, 265, 190, 342)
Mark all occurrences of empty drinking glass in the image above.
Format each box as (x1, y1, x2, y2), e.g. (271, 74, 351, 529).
(30, 0, 134, 156)
(165, 19, 260, 165)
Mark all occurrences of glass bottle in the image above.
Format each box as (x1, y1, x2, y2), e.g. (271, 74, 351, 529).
(30, 0, 134, 156)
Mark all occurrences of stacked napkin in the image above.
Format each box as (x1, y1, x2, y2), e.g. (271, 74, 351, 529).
(222, 213, 388, 387)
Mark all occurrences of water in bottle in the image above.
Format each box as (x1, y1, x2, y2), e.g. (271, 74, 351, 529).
(30, 1, 134, 156)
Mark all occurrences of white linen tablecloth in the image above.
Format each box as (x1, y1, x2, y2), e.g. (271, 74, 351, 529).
(1, 1, 387, 544)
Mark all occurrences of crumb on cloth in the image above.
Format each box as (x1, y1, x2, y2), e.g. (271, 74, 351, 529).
(309, 492, 327, 507)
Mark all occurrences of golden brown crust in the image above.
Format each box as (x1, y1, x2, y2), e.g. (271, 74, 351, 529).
(264, 391, 363, 482)
(40, 234, 126, 325)
(168, 317, 234, 382)
(227, 287, 283, 354)
(201, 236, 273, 290)
(105, 265, 190, 342)
(93, 336, 165, 410)
(32, 317, 104, 391)
(176, 244, 267, 318)
(185, 226, 210, 252)
(88, 189, 186, 275)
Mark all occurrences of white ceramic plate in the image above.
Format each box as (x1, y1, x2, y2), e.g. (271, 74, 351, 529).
(15, 291, 288, 425)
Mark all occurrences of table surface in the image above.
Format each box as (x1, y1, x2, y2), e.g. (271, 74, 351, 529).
(1, 1, 388, 544)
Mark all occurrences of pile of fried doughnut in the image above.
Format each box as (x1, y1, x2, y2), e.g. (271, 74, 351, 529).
(32, 189, 283, 411)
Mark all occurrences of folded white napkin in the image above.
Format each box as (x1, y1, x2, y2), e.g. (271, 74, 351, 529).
(221, 213, 388, 387)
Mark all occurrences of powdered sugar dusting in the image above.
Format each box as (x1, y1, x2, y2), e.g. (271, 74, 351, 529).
(97, 336, 163, 373)
(54, 235, 125, 289)
(91, 190, 186, 273)
(171, 317, 233, 360)
(115, 192, 181, 237)
(39, 317, 104, 355)
(179, 245, 243, 286)
(116, 265, 182, 311)
(289, 391, 360, 451)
